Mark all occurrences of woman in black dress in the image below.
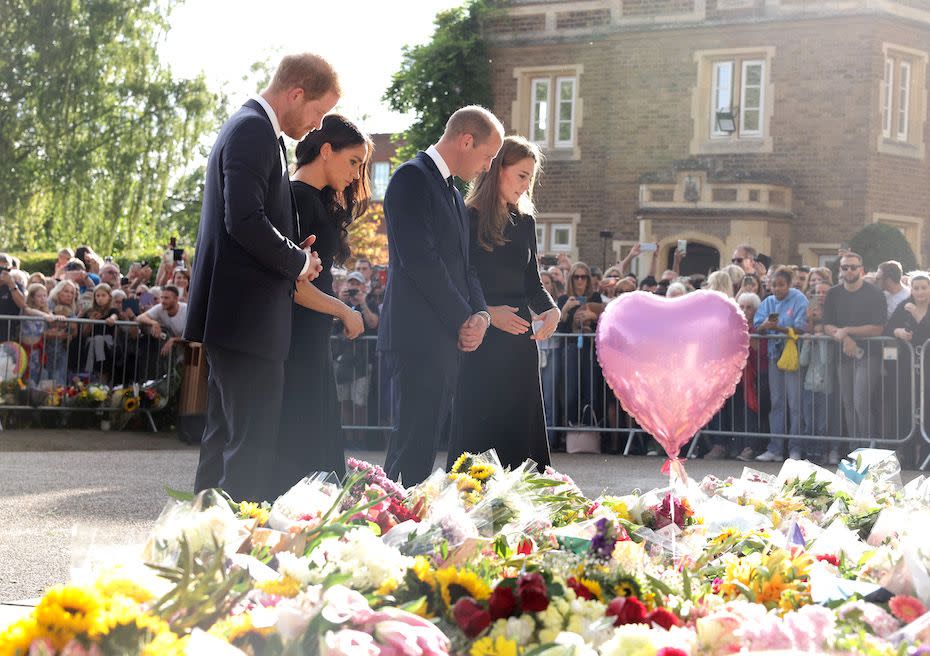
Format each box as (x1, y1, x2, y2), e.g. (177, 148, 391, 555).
(272, 115, 372, 496)
(448, 136, 560, 470)
(885, 272, 930, 449)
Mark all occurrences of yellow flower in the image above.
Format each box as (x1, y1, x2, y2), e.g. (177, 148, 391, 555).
(614, 575, 642, 599)
(0, 615, 41, 656)
(257, 576, 302, 598)
(413, 555, 436, 588)
(434, 567, 492, 608)
(576, 577, 605, 602)
(604, 498, 631, 522)
(141, 630, 188, 656)
(123, 396, 140, 413)
(471, 635, 519, 656)
(94, 574, 155, 604)
(451, 452, 472, 474)
(468, 463, 495, 481)
(34, 584, 103, 647)
(449, 473, 482, 493)
(209, 612, 273, 644)
(375, 578, 399, 596)
(237, 501, 270, 526)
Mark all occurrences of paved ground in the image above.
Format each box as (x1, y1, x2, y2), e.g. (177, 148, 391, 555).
(0, 429, 924, 619)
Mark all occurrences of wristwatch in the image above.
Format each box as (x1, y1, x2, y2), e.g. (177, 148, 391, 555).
(477, 310, 491, 327)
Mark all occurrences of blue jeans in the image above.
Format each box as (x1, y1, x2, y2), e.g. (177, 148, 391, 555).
(766, 360, 802, 456)
(42, 340, 70, 387)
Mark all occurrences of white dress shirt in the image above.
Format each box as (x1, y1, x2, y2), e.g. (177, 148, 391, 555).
(426, 144, 452, 181)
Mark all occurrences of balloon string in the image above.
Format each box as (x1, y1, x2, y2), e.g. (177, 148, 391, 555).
(661, 458, 689, 484)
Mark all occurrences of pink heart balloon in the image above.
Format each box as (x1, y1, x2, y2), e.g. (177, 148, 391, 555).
(596, 290, 749, 465)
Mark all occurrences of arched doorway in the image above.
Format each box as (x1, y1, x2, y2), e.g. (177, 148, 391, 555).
(666, 242, 720, 276)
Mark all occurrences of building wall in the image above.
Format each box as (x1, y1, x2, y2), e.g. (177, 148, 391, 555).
(487, 5, 930, 267)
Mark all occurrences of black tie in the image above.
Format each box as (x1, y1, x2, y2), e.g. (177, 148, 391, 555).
(279, 137, 288, 175)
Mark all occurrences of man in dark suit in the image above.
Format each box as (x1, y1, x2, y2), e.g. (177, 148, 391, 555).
(378, 106, 504, 485)
(185, 53, 339, 502)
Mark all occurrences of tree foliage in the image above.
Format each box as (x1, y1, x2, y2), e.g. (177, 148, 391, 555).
(0, 0, 221, 253)
(383, 0, 497, 164)
(848, 223, 918, 272)
(347, 203, 388, 266)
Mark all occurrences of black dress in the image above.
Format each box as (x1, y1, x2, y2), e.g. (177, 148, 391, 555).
(448, 210, 557, 470)
(273, 182, 345, 496)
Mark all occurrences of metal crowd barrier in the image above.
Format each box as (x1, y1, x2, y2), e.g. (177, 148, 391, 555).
(329, 334, 392, 433)
(0, 314, 178, 431)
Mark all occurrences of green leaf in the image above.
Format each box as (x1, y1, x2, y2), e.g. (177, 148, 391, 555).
(164, 485, 195, 502)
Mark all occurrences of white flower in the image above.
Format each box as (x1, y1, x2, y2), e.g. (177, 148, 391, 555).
(490, 615, 536, 645)
(303, 528, 412, 592)
(276, 552, 314, 585)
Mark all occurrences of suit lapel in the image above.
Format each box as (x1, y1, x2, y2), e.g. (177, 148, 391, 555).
(245, 100, 300, 241)
(418, 152, 468, 259)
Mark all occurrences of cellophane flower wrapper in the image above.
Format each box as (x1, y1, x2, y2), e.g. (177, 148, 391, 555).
(142, 488, 250, 566)
(384, 482, 479, 556)
(467, 458, 543, 539)
(268, 471, 342, 532)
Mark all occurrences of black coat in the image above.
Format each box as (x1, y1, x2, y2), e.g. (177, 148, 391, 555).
(377, 151, 486, 357)
(185, 100, 307, 361)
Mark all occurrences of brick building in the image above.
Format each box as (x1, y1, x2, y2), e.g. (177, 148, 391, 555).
(483, 0, 930, 274)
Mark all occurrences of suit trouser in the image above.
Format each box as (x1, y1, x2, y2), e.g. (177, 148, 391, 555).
(194, 344, 285, 503)
(383, 349, 459, 486)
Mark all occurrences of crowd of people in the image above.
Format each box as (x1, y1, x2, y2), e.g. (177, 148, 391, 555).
(536, 243, 928, 469)
(0, 245, 189, 388)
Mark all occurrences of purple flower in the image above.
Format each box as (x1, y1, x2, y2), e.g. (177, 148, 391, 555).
(589, 517, 617, 560)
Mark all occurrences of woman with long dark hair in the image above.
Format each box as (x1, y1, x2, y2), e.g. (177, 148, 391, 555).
(271, 114, 372, 496)
(447, 136, 560, 470)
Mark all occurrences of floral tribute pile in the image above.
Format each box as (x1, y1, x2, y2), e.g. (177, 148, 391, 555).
(7, 449, 930, 655)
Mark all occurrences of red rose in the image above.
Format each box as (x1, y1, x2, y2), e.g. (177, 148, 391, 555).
(517, 538, 534, 555)
(606, 596, 647, 626)
(647, 607, 681, 630)
(452, 597, 491, 638)
(517, 573, 550, 612)
(657, 648, 689, 656)
(816, 553, 840, 567)
(489, 586, 517, 620)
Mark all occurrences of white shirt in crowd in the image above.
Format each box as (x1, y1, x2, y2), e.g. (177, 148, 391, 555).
(142, 302, 188, 337)
(885, 286, 911, 318)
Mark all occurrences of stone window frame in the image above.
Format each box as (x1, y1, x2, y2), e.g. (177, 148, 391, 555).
(513, 64, 584, 161)
(797, 242, 842, 267)
(878, 42, 928, 160)
(873, 213, 924, 259)
(691, 46, 776, 155)
(536, 213, 580, 258)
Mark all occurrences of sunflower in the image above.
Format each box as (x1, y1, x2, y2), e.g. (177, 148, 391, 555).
(468, 463, 495, 481)
(0, 615, 41, 656)
(34, 584, 103, 647)
(375, 577, 399, 596)
(575, 577, 605, 602)
(94, 574, 155, 604)
(613, 574, 643, 599)
(451, 452, 473, 474)
(449, 473, 482, 493)
(470, 635, 519, 656)
(412, 555, 436, 588)
(435, 567, 492, 608)
(208, 613, 272, 643)
(123, 395, 140, 413)
(257, 575, 302, 598)
(141, 630, 189, 656)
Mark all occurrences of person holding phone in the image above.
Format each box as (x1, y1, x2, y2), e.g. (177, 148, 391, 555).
(447, 136, 559, 470)
(753, 266, 809, 461)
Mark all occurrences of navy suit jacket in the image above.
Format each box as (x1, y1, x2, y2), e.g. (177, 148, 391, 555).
(185, 100, 307, 361)
(378, 152, 487, 356)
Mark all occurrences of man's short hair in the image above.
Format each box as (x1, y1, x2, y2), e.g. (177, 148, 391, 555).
(355, 257, 371, 267)
(269, 53, 340, 100)
(735, 244, 758, 259)
(444, 106, 504, 146)
(162, 285, 180, 297)
(64, 258, 86, 272)
(841, 251, 864, 265)
(878, 260, 903, 283)
(0, 252, 10, 267)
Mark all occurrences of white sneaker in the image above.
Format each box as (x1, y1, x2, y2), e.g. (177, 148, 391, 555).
(827, 449, 840, 465)
(755, 451, 783, 462)
(788, 449, 802, 460)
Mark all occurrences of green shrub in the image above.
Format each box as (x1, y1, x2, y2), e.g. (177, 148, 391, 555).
(848, 223, 918, 272)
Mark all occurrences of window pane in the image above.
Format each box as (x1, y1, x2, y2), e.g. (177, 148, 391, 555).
(711, 61, 734, 136)
(556, 77, 575, 146)
(531, 78, 550, 144)
(535, 224, 545, 252)
(739, 60, 765, 136)
(552, 223, 572, 251)
(372, 162, 390, 201)
(898, 61, 911, 141)
(882, 58, 894, 138)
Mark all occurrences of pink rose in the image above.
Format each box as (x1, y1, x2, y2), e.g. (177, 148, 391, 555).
(321, 629, 380, 656)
